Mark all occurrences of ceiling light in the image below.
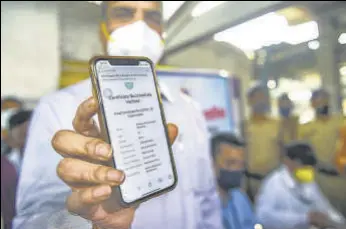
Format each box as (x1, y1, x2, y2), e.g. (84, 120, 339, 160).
(191, 1, 226, 18)
(339, 33, 346, 44)
(284, 21, 318, 45)
(214, 12, 319, 52)
(87, 1, 102, 5)
(308, 40, 320, 50)
(288, 90, 312, 101)
(219, 69, 229, 77)
(340, 66, 346, 76)
(267, 80, 277, 89)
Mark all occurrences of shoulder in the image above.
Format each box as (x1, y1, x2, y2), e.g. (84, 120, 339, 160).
(33, 80, 90, 120)
(27, 80, 91, 133)
(38, 80, 90, 109)
(259, 168, 282, 191)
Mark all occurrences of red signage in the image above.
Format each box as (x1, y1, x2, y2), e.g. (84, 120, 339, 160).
(203, 106, 226, 121)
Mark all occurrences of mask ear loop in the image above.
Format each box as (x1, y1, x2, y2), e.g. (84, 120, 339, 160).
(101, 22, 115, 43)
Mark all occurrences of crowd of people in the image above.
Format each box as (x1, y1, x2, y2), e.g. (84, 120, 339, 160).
(1, 1, 345, 229)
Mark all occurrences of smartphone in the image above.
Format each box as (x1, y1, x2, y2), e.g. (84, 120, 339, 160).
(89, 56, 178, 206)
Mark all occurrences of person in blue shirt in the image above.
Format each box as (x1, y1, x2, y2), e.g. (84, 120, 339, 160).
(211, 133, 258, 229)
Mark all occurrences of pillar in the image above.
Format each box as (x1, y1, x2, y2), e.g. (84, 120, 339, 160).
(317, 17, 342, 113)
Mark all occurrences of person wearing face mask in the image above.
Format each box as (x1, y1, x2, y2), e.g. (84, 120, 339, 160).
(13, 2, 223, 229)
(278, 93, 298, 145)
(298, 89, 344, 163)
(255, 142, 345, 229)
(243, 85, 281, 200)
(335, 122, 346, 175)
(298, 88, 346, 217)
(211, 133, 257, 229)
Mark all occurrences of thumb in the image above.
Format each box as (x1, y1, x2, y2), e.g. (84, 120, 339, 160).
(167, 123, 178, 145)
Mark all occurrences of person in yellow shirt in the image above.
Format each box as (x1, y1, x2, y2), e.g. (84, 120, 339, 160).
(278, 93, 298, 145)
(335, 122, 346, 175)
(298, 88, 346, 217)
(243, 85, 281, 200)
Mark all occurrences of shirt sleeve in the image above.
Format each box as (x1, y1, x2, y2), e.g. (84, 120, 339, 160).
(22, 209, 92, 229)
(188, 101, 223, 229)
(255, 179, 310, 229)
(311, 183, 346, 225)
(14, 100, 72, 229)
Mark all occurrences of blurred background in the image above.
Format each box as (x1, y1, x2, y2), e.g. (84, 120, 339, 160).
(1, 1, 346, 119)
(1, 1, 346, 229)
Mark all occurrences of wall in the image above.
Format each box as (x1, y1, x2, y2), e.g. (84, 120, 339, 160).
(59, 1, 103, 61)
(1, 1, 60, 99)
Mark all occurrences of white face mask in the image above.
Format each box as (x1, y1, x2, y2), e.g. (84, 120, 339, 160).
(107, 20, 164, 64)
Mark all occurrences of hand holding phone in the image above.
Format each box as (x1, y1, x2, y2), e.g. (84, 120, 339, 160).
(52, 96, 178, 228)
(51, 56, 179, 229)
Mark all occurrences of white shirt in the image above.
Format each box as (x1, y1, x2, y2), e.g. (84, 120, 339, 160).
(6, 149, 22, 173)
(14, 79, 223, 229)
(255, 166, 345, 229)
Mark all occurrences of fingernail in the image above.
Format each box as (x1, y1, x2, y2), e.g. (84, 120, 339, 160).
(95, 144, 110, 158)
(107, 170, 125, 183)
(93, 186, 111, 198)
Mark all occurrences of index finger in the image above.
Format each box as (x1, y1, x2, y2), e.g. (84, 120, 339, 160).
(72, 97, 99, 136)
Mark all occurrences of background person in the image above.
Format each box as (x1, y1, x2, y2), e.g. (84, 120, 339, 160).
(298, 88, 346, 216)
(335, 122, 346, 175)
(278, 93, 298, 145)
(243, 85, 281, 200)
(6, 110, 32, 173)
(255, 142, 345, 229)
(211, 133, 257, 229)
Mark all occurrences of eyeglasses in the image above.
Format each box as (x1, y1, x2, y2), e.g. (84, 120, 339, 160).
(108, 6, 162, 27)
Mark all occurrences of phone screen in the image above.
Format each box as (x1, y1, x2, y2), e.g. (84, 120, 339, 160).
(94, 58, 176, 204)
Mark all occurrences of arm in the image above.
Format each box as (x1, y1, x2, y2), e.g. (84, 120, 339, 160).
(195, 156, 223, 229)
(255, 180, 310, 229)
(14, 100, 71, 229)
(311, 183, 346, 225)
(189, 101, 223, 229)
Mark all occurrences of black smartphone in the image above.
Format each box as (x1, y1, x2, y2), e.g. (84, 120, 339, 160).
(89, 56, 178, 206)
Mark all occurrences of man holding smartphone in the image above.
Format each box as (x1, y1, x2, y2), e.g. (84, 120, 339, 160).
(14, 2, 222, 229)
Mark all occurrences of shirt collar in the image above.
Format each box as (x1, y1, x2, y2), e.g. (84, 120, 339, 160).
(280, 165, 297, 189)
(158, 81, 175, 103)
